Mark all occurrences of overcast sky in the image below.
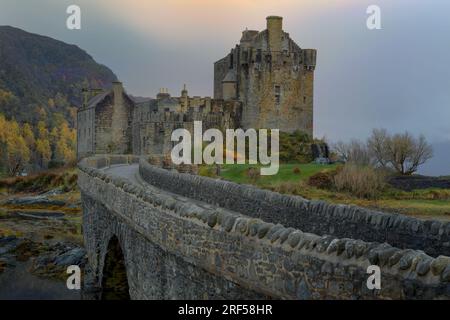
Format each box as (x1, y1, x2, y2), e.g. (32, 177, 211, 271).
(1, 0, 449, 174)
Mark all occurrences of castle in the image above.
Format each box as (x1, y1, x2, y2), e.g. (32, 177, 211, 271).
(77, 16, 317, 159)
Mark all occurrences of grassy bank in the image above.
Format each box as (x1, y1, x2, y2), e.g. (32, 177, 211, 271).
(216, 163, 450, 220)
(0, 167, 78, 194)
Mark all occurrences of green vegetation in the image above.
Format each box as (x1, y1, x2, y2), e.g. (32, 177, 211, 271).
(0, 168, 78, 193)
(0, 26, 118, 177)
(0, 26, 116, 125)
(279, 131, 316, 163)
(220, 163, 338, 186)
(214, 163, 450, 220)
(0, 114, 77, 176)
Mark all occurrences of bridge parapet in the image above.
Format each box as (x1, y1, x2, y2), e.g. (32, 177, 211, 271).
(139, 159, 450, 258)
(78, 156, 450, 299)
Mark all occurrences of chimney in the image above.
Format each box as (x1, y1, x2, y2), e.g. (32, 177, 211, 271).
(266, 16, 283, 53)
(112, 81, 123, 105)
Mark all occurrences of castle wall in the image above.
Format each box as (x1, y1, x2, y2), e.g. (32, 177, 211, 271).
(77, 107, 96, 159)
(94, 89, 134, 155)
(132, 99, 241, 156)
(214, 57, 229, 100)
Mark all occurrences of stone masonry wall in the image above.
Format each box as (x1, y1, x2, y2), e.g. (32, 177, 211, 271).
(139, 159, 450, 258)
(79, 155, 450, 299)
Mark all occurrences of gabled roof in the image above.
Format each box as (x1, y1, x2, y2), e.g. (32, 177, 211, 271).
(86, 91, 110, 109)
(130, 95, 153, 104)
(222, 69, 237, 83)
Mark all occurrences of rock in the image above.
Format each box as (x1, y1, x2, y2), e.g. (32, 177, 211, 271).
(54, 248, 87, 267)
(4, 196, 66, 207)
(399, 253, 415, 270)
(416, 258, 432, 276)
(67, 202, 81, 209)
(431, 256, 450, 276)
(0, 236, 21, 255)
(296, 279, 312, 300)
(14, 211, 65, 219)
(40, 188, 65, 197)
(442, 266, 450, 282)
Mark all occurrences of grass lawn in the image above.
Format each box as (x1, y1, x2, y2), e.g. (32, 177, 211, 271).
(217, 163, 450, 221)
(220, 163, 338, 186)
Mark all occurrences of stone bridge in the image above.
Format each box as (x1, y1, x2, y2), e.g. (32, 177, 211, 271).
(78, 155, 450, 299)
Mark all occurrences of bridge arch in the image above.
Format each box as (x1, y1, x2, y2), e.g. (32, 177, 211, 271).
(101, 235, 130, 300)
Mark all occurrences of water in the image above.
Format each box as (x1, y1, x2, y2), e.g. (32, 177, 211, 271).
(0, 261, 81, 300)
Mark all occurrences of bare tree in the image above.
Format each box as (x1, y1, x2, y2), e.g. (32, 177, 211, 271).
(334, 141, 351, 162)
(337, 129, 433, 176)
(333, 139, 371, 166)
(367, 128, 389, 167)
(384, 132, 433, 175)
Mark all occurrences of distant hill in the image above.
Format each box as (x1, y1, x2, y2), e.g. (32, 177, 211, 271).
(0, 26, 117, 126)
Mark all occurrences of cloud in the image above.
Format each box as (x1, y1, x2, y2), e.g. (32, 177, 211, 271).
(95, 0, 358, 45)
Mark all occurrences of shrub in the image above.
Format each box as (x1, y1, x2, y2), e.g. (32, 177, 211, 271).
(293, 167, 301, 175)
(307, 171, 334, 190)
(272, 181, 302, 195)
(48, 160, 65, 169)
(334, 164, 386, 199)
(246, 167, 260, 182)
(198, 165, 218, 178)
(0, 169, 78, 193)
(279, 130, 314, 163)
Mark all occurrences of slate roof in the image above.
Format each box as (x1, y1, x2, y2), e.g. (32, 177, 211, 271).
(86, 91, 110, 109)
(222, 69, 237, 83)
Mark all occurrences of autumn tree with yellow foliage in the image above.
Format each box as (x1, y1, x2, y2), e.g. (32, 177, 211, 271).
(0, 113, 77, 176)
(0, 115, 30, 176)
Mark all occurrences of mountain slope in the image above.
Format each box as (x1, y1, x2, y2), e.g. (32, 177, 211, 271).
(0, 26, 117, 125)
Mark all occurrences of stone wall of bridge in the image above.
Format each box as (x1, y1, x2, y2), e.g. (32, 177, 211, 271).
(139, 159, 450, 258)
(78, 155, 450, 299)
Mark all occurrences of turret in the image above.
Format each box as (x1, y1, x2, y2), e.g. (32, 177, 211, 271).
(266, 16, 283, 53)
(181, 84, 188, 98)
(181, 84, 188, 112)
(157, 88, 170, 100)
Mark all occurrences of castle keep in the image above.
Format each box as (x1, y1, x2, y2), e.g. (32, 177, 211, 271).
(77, 17, 316, 159)
(215, 16, 316, 133)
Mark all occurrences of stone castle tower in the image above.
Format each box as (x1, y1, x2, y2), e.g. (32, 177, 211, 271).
(77, 16, 316, 160)
(214, 16, 317, 135)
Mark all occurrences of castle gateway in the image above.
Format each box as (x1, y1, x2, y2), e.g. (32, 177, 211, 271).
(77, 16, 316, 159)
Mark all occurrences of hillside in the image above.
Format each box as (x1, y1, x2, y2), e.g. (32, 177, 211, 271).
(0, 26, 117, 126)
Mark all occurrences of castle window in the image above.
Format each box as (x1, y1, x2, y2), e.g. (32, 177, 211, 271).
(303, 96, 307, 104)
(275, 85, 281, 105)
(256, 49, 262, 63)
(242, 51, 248, 62)
(229, 53, 234, 69)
